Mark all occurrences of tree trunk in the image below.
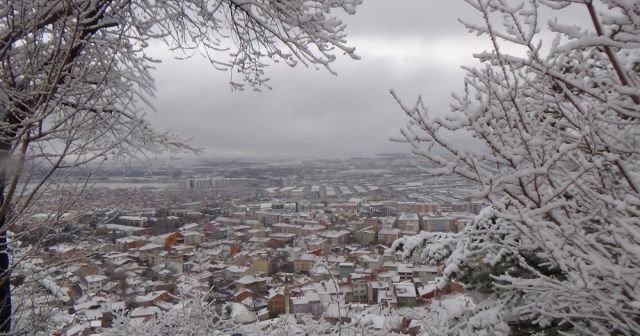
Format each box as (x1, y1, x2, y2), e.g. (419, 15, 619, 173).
(0, 139, 11, 333)
(0, 217, 9, 334)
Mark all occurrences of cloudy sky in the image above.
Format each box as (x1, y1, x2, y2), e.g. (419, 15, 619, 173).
(145, 1, 490, 159)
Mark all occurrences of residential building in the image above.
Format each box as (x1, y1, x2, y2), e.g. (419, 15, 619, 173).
(294, 254, 316, 273)
(135, 290, 173, 307)
(354, 227, 376, 245)
(300, 225, 326, 236)
(225, 265, 252, 281)
(396, 212, 420, 233)
(117, 215, 149, 227)
(363, 217, 382, 231)
(306, 238, 328, 252)
(394, 282, 417, 307)
(182, 231, 204, 246)
(234, 289, 254, 303)
(247, 229, 267, 238)
(83, 275, 108, 293)
(290, 296, 310, 314)
(397, 202, 439, 214)
(137, 243, 164, 265)
(115, 237, 145, 252)
(413, 265, 439, 283)
(272, 223, 302, 235)
(235, 276, 268, 293)
(251, 255, 275, 275)
(268, 233, 296, 246)
(267, 292, 287, 318)
(152, 232, 183, 248)
(256, 211, 281, 226)
(248, 237, 274, 248)
(368, 281, 388, 304)
(130, 306, 161, 321)
(338, 262, 354, 279)
(398, 264, 413, 281)
(352, 278, 368, 303)
(378, 228, 401, 245)
(319, 230, 350, 245)
(358, 254, 380, 269)
(422, 216, 453, 232)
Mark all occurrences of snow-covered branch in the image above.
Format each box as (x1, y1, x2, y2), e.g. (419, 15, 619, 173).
(395, 0, 640, 335)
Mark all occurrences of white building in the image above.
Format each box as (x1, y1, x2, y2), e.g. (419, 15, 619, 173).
(83, 275, 109, 293)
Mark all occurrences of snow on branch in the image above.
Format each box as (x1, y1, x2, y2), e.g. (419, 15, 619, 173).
(394, 0, 640, 334)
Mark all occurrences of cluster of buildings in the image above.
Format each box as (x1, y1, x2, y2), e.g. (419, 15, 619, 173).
(18, 196, 480, 335)
(14, 156, 484, 335)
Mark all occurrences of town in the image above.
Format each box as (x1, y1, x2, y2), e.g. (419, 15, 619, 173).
(12, 155, 483, 335)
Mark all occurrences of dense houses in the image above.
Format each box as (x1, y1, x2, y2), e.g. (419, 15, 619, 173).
(18, 156, 484, 335)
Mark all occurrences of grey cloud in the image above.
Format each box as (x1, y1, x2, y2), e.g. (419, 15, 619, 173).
(343, 0, 474, 39)
(145, 0, 484, 159)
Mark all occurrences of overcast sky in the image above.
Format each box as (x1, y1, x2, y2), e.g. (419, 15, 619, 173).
(144, 1, 493, 159)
